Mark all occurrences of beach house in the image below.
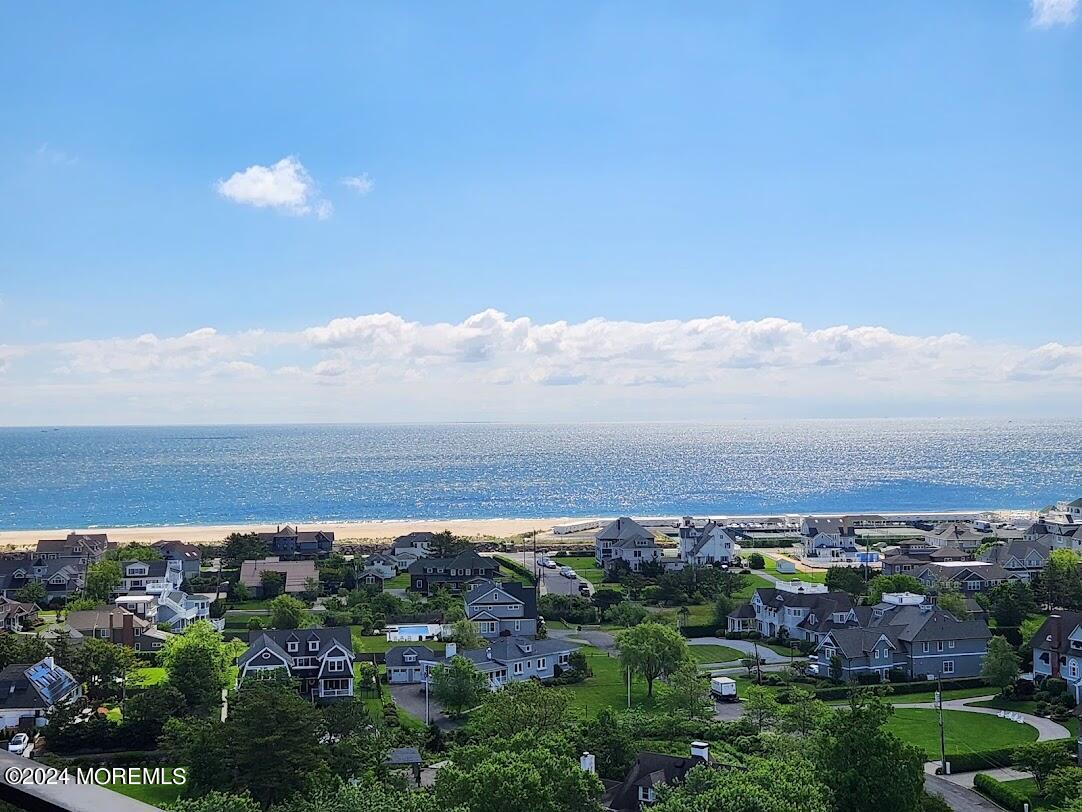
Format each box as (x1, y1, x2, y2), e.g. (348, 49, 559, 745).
(595, 517, 663, 572)
(0, 555, 86, 603)
(464, 579, 538, 639)
(238, 628, 355, 702)
(677, 518, 738, 566)
(385, 636, 579, 688)
(728, 583, 854, 643)
(407, 549, 499, 595)
(1031, 611, 1082, 704)
(152, 540, 202, 579)
(34, 532, 114, 563)
(0, 657, 82, 728)
(239, 558, 318, 598)
(256, 525, 335, 559)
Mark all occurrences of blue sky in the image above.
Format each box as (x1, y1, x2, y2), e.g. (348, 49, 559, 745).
(1, 2, 1080, 424)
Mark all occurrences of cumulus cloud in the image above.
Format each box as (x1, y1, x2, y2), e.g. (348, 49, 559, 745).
(216, 156, 332, 218)
(1031, 0, 1078, 27)
(341, 174, 374, 195)
(3, 310, 1080, 422)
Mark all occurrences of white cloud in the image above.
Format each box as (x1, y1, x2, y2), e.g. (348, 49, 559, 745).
(341, 174, 374, 195)
(216, 156, 332, 218)
(35, 143, 78, 166)
(3, 310, 1080, 422)
(1031, 0, 1078, 27)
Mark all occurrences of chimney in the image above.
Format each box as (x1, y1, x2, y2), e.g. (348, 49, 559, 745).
(445, 642, 457, 658)
(43, 656, 55, 670)
(580, 752, 596, 774)
(691, 741, 709, 761)
(122, 611, 134, 645)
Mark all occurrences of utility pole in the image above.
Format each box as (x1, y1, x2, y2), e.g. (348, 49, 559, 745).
(937, 671, 947, 775)
(753, 640, 762, 684)
(626, 663, 631, 709)
(425, 672, 430, 726)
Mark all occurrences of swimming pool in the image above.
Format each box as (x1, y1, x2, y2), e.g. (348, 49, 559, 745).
(386, 623, 443, 642)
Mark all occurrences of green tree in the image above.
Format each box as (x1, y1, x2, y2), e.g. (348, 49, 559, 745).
(1044, 766, 1082, 808)
(747, 552, 765, 570)
(717, 569, 747, 598)
(470, 679, 569, 739)
(0, 634, 48, 671)
(229, 678, 328, 807)
(935, 588, 969, 619)
(825, 567, 870, 596)
(222, 532, 268, 566)
(986, 580, 1036, 628)
(161, 620, 232, 712)
(867, 574, 924, 604)
(230, 580, 250, 603)
(813, 690, 925, 812)
(162, 716, 233, 797)
(450, 618, 485, 650)
(14, 580, 47, 606)
(432, 656, 487, 717)
(75, 637, 135, 701)
(103, 543, 163, 562)
(273, 779, 448, 812)
(300, 577, 320, 604)
(981, 635, 1020, 693)
(652, 758, 830, 812)
(261, 570, 286, 599)
(429, 530, 470, 558)
(435, 743, 603, 812)
(591, 588, 624, 621)
(780, 685, 829, 739)
(578, 707, 634, 778)
(170, 792, 261, 812)
(742, 685, 780, 733)
(247, 616, 264, 631)
(122, 683, 186, 748)
(616, 622, 688, 697)
(1013, 741, 1073, 793)
(269, 594, 309, 629)
(712, 594, 734, 628)
(49, 626, 77, 671)
(828, 654, 843, 683)
(659, 659, 713, 720)
(85, 559, 122, 602)
(606, 602, 648, 628)
(1039, 549, 1082, 611)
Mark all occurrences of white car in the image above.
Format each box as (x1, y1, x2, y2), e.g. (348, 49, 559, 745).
(559, 566, 576, 578)
(7, 733, 30, 756)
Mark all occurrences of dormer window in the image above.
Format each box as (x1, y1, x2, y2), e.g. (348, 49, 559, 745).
(308, 640, 319, 652)
(403, 654, 416, 663)
(287, 641, 298, 653)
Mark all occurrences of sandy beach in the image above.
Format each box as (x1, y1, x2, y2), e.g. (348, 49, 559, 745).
(0, 518, 594, 550)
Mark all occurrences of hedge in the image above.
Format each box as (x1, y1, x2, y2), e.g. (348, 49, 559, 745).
(942, 737, 1075, 774)
(680, 624, 720, 639)
(493, 556, 537, 585)
(811, 676, 988, 701)
(972, 773, 1029, 812)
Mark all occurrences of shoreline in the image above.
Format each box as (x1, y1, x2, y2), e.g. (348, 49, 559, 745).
(0, 506, 1035, 550)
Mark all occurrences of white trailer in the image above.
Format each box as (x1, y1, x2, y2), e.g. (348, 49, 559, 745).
(710, 676, 738, 702)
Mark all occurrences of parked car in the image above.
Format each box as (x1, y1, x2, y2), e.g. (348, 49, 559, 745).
(559, 566, 576, 578)
(577, 581, 590, 596)
(7, 733, 31, 756)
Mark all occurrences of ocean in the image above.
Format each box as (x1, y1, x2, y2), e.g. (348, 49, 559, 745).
(0, 420, 1080, 531)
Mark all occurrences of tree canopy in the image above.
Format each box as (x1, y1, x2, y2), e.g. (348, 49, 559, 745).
(616, 622, 688, 697)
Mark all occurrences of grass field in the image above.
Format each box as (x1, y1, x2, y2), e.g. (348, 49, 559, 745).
(384, 572, 410, 588)
(998, 778, 1054, 811)
(759, 556, 828, 584)
(885, 708, 1038, 758)
(349, 629, 447, 656)
(132, 666, 166, 686)
(687, 644, 743, 664)
(561, 646, 661, 719)
(826, 686, 994, 706)
(554, 556, 608, 586)
(106, 774, 185, 807)
(970, 697, 1079, 737)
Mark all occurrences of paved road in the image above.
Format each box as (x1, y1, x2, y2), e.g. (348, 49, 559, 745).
(482, 550, 590, 596)
(924, 775, 1003, 811)
(924, 763, 1033, 789)
(895, 695, 1071, 742)
(548, 628, 617, 652)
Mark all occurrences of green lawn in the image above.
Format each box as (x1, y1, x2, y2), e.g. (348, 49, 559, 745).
(826, 686, 994, 706)
(554, 556, 608, 586)
(970, 697, 1079, 737)
(384, 572, 410, 589)
(132, 666, 166, 686)
(560, 646, 661, 719)
(106, 775, 185, 807)
(350, 629, 447, 656)
(687, 644, 743, 664)
(733, 574, 773, 601)
(885, 708, 1038, 758)
(759, 556, 828, 584)
(226, 599, 274, 610)
(998, 778, 1054, 811)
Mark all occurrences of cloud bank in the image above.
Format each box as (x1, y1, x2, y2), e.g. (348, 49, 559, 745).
(0, 310, 1079, 424)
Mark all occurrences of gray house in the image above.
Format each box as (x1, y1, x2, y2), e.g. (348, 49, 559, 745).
(465, 579, 537, 639)
(727, 585, 855, 644)
(595, 518, 662, 572)
(815, 593, 991, 681)
(911, 561, 1011, 593)
(978, 540, 1052, 582)
(1031, 611, 1082, 704)
(152, 540, 202, 579)
(238, 628, 355, 702)
(0, 555, 86, 602)
(385, 636, 579, 688)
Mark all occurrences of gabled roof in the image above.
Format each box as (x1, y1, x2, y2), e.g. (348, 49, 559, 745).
(823, 628, 898, 659)
(1031, 611, 1082, 654)
(384, 645, 439, 667)
(407, 549, 497, 575)
(979, 540, 1052, 568)
(602, 752, 712, 812)
(595, 517, 655, 545)
(0, 658, 79, 710)
(464, 579, 537, 617)
(391, 532, 437, 551)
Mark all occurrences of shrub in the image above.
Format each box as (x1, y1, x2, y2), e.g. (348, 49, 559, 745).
(972, 774, 1028, 812)
(748, 553, 765, 570)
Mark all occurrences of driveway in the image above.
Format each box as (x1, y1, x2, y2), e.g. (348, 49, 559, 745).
(548, 627, 617, 652)
(688, 636, 793, 665)
(388, 684, 463, 731)
(924, 775, 1003, 811)
(895, 695, 1071, 742)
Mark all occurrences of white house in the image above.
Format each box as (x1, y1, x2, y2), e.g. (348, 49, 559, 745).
(594, 518, 662, 572)
(677, 518, 738, 565)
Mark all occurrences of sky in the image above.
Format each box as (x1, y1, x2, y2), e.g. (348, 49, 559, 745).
(1, 1, 1080, 425)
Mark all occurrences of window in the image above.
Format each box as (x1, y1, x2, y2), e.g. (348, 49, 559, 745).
(873, 650, 879, 660)
(1071, 662, 1079, 679)
(308, 640, 318, 652)
(513, 662, 523, 675)
(942, 661, 955, 674)
(922, 642, 930, 654)
(287, 641, 298, 653)
(948, 640, 955, 649)
(328, 659, 344, 673)
(513, 620, 521, 631)
(539, 658, 547, 669)
(403, 654, 416, 663)
(97, 629, 108, 638)
(936, 641, 944, 653)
